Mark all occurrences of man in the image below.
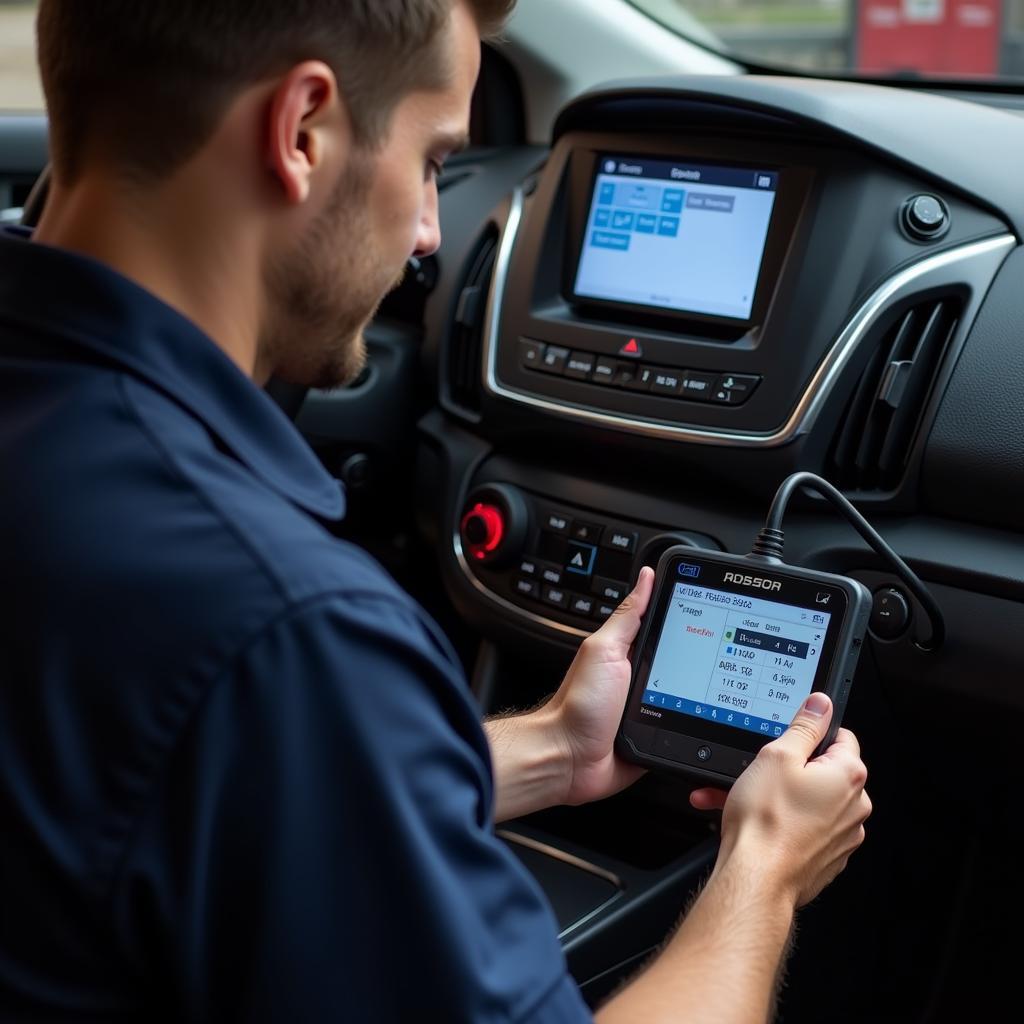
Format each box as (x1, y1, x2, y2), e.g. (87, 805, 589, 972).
(0, 1, 870, 1021)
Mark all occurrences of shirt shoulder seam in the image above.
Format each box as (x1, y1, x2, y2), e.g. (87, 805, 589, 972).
(116, 372, 292, 603)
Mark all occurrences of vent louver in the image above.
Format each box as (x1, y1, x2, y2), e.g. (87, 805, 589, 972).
(445, 226, 498, 419)
(828, 296, 962, 493)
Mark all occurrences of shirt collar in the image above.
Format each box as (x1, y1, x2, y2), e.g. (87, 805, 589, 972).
(0, 227, 344, 520)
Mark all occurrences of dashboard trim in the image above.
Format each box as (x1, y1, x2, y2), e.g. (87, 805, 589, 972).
(482, 187, 1015, 447)
(496, 829, 624, 941)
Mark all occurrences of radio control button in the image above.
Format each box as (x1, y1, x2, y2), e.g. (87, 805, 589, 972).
(592, 357, 618, 385)
(612, 362, 638, 388)
(564, 351, 596, 380)
(651, 369, 683, 396)
(570, 595, 595, 616)
(512, 578, 539, 600)
(601, 529, 638, 554)
(544, 511, 571, 534)
(696, 745, 713, 762)
(622, 365, 656, 392)
(518, 338, 544, 371)
(518, 558, 539, 577)
(565, 542, 598, 577)
(681, 371, 717, 400)
(542, 585, 570, 609)
(537, 345, 569, 375)
(715, 373, 761, 403)
(570, 521, 603, 544)
(540, 564, 564, 586)
(594, 603, 616, 621)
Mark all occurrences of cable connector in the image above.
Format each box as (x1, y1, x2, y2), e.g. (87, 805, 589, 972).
(749, 527, 786, 561)
(755, 471, 945, 652)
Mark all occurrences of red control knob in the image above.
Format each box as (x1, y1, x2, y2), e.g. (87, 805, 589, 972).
(461, 503, 506, 562)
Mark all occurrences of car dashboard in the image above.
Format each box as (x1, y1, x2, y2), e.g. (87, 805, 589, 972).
(401, 74, 1024, 1018)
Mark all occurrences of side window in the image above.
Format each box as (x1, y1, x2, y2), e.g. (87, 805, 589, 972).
(0, 2, 43, 113)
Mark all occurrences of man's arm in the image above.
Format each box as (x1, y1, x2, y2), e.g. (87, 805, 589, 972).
(598, 842, 797, 1024)
(111, 593, 594, 1023)
(596, 697, 869, 1023)
(485, 569, 654, 822)
(484, 571, 870, 1022)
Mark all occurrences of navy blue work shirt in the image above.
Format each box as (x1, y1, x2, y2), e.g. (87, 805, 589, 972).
(0, 228, 590, 1023)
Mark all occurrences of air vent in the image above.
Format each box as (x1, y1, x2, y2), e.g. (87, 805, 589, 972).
(445, 226, 498, 419)
(828, 296, 962, 493)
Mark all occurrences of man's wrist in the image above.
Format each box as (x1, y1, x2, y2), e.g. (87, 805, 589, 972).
(485, 704, 574, 823)
(712, 829, 801, 915)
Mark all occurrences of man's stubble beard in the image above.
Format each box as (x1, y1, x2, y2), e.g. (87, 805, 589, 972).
(260, 156, 398, 391)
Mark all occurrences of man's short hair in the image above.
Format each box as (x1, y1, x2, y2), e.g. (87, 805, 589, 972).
(37, 0, 514, 185)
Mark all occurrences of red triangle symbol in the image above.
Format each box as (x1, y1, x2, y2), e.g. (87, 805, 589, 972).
(622, 338, 640, 355)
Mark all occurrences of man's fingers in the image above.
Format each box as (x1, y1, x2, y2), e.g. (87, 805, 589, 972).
(594, 566, 654, 647)
(689, 787, 728, 812)
(813, 727, 861, 764)
(770, 692, 833, 761)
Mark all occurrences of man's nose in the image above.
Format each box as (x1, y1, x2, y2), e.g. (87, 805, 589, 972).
(413, 213, 441, 259)
(413, 188, 442, 259)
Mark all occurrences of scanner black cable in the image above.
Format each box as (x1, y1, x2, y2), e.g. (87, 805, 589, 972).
(748, 471, 945, 652)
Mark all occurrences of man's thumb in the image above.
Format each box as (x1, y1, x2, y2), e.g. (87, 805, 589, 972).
(597, 567, 654, 645)
(774, 692, 833, 760)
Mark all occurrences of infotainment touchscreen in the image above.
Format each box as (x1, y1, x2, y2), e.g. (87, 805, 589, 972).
(573, 155, 779, 321)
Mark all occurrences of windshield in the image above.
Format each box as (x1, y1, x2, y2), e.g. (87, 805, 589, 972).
(5, 0, 1024, 113)
(632, 0, 1024, 81)
(1, 1, 42, 112)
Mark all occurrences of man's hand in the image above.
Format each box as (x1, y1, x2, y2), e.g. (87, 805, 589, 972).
(693, 692, 871, 907)
(486, 568, 653, 822)
(596, 693, 870, 1024)
(545, 566, 655, 807)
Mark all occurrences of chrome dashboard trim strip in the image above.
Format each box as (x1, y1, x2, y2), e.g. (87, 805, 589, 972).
(496, 829, 624, 941)
(453, 533, 591, 640)
(481, 187, 1015, 448)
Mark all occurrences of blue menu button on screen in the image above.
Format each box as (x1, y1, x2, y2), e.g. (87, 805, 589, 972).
(658, 216, 680, 237)
(594, 208, 611, 227)
(661, 189, 685, 213)
(591, 231, 631, 251)
(635, 213, 658, 233)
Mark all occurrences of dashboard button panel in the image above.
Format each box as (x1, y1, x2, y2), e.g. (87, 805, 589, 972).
(458, 484, 717, 634)
(520, 338, 760, 406)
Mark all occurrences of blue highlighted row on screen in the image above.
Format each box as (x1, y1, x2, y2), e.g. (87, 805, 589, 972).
(593, 209, 680, 236)
(643, 689, 788, 739)
(598, 182, 685, 214)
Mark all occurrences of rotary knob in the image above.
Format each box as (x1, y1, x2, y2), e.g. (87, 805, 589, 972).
(900, 194, 950, 242)
(459, 484, 528, 567)
(461, 503, 505, 561)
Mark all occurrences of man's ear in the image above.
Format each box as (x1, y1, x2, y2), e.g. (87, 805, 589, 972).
(265, 60, 345, 205)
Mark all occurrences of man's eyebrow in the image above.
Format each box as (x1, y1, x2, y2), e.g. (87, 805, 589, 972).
(434, 130, 471, 155)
